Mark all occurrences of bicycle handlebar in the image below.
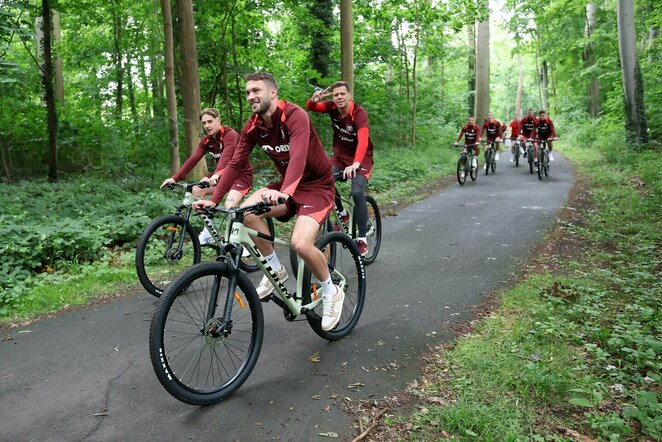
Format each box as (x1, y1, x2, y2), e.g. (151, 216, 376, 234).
(452, 142, 481, 148)
(165, 181, 211, 191)
(202, 198, 287, 219)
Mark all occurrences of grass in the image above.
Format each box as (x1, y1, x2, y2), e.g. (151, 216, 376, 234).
(375, 132, 661, 441)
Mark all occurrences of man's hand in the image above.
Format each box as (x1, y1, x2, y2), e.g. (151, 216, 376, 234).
(310, 87, 331, 103)
(160, 177, 176, 189)
(343, 162, 361, 180)
(261, 190, 289, 206)
(193, 199, 217, 212)
(200, 174, 219, 186)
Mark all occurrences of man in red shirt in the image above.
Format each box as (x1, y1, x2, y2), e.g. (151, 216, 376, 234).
(508, 114, 521, 162)
(533, 110, 558, 161)
(194, 73, 344, 331)
(481, 113, 503, 168)
(455, 117, 481, 171)
(306, 81, 374, 256)
(160, 108, 252, 244)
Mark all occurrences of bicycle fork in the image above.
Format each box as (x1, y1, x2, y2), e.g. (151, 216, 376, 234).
(203, 244, 244, 338)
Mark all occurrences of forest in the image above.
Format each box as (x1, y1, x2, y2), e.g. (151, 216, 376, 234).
(0, 0, 660, 438)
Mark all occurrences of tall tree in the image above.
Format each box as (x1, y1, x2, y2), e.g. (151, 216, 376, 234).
(585, 2, 600, 117)
(176, 0, 206, 178)
(540, 59, 549, 111)
(516, 53, 524, 117)
(111, 0, 124, 117)
(616, 0, 648, 147)
(467, 23, 476, 116)
(161, 0, 179, 174)
(340, 0, 354, 92)
(309, 0, 333, 81)
(41, 0, 58, 181)
(474, 7, 489, 123)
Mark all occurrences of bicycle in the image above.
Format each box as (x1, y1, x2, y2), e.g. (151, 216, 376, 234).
(535, 138, 552, 180)
(454, 143, 479, 185)
(135, 181, 274, 297)
(484, 140, 497, 175)
(522, 138, 535, 174)
(511, 138, 521, 167)
(149, 201, 366, 405)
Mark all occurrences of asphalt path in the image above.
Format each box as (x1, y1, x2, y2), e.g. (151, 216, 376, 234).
(0, 151, 573, 441)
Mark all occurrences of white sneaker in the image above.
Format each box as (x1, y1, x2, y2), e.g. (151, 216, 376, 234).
(459, 171, 465, 180)
(549, 152, 555, 161)
(321, 285, 345, 331)
(510, 157, 514, 162)
(495, 152, 500, 161)
(471, 158, 477, 169)
(483, 163, 487, 170)
(256, 266, 289, 299)
(198, 227, 213, 245)
(520, 147, 525, 155)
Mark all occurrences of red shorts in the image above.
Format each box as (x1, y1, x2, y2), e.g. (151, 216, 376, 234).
(266, 181, 334, 224)
(230, 175, 252, 196)
(331, 156, 373, 180)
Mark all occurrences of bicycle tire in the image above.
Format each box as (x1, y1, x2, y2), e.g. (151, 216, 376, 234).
(537, 150, 544, 180)
(352, 195, 381, 265)
(491, 158, 496, 173)
(238, 217, 275, 273)
(470, 158, 478, 181)
(514, 144, 520, 167)
(528, 148, 534, 174)
(456, 156, 466, 185)
(289, 217, 333, 276)
(485, 149, 492, 175)
(301, 232, 366, 341)
(149, 262, 263, 405)
(136, 215, 201, 297)
(543, 152, 550, 177)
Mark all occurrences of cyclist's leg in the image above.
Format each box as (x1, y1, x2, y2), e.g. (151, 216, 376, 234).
(350, 175, 369, 237)
(291, 216, 330, 283)
(331, 164, 345, 213)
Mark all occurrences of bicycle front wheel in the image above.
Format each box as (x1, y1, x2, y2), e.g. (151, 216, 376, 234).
(302, 232, 366, 341)
(485, 150, 492, 175)
(470, 158, 478, 181)
(136, 215, 201, 297)
(537, 151, 544, 180)
(528, 150, 534, 174)
(456, 157, 466, 185)
(149, 262, 263, 405)
(543, 153, 550, 177)
(353, 195, 381, 265)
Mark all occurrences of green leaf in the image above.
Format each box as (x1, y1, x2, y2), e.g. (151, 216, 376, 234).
(569, 398, 594, 408)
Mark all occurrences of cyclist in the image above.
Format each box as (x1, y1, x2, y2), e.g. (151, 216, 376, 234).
(454, 116, 481, 173)
(481, 113, 503, 168)
(306, 81, 374, 256)
(193, 73, 344, 332)
(160, 108, 252, 245)
(509, 114, 521, 162)
(518, 108, 538, 158)
(533, 110, 558, 161)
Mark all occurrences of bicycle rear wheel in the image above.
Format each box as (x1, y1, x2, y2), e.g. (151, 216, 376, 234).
(456, 156, 467, 185)
(302, 232, 366, 341)
(136, 215, 201, 297)
(352, 195, 381, 265)
(149, 262, 263, 405)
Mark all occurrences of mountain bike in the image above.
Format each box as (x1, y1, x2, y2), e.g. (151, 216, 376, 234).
(511, 138, 521, 167)
(523, 138, 535, 174)
(484, 140, 497, 175)
(135, 181, 274, 297)
(454, 143, 479, 185)
(535, 139, 552, 180)
(149, 201, 366, 405)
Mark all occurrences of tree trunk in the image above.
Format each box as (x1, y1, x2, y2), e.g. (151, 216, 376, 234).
(616, 0, 648, 147)
(150, 0, 164, 118)
(474, 12, 489, 124)
(467, 23, 476, 116)
(540, 60, 549, 111)
(411, 3, 420, 147)
(516, 53, 524, 117)
(340, 0, 354, 92)
(161, 0, 180, 174)
(585, 3, 600, 117)
(52, 10, 64, 103)
(232, 14, 243, 127)
(111, 0, 124, 117)
(176, 0, 206, 178)
(41, 0, 58, 182)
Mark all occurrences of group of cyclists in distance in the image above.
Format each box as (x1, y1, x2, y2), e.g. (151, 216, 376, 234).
(455, 107, 558, 172)
(159, 73, 373, 332)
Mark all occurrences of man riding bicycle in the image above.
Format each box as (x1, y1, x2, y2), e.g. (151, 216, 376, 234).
(306, 81, 374, 256)
(508, 114, 521, 162)
(533, 110, 558, 161)
(455, 116, 481, 172)
(160, 108, 252, 245)
(193, 73, 344, 332)
(518, 108, 538, 156)
(481, 113, 503, 168)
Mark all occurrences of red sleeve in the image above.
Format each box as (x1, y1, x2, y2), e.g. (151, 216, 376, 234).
(306, 99, 333, 113)
(353, 106, 370, 164)
(211, 121, 255, 205)
(210, 127, 239, 176)
(280, 105, 311, 197)
(172, 138, 206, 181)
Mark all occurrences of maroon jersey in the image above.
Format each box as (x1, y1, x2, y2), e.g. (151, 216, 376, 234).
(482, 120, 502, 141)
(173, 125, 251, 182)
(520, 116, 537, 137)
(211, 100, 333, 205)
(533, 117, 556, 139)
(459, 124, 480, 145)
(509, 120, 520, 138)
(306, 100, 373, 167)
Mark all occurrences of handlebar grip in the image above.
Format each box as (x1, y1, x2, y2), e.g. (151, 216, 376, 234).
(277, 197, 287, 205)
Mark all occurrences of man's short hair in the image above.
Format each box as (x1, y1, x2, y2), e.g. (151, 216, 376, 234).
(245, 72, 278, 89)
(539, 110, 547, 115)
(200, 108, 220, 120)
(330, 80, 351, 93)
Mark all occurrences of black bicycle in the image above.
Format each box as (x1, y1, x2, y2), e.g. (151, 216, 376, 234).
(484, 141, 497, 175)
(135, 181, 274, 297)
(523, 138, 535, 174)
(535, 139, 552, 180)
(454, 143, 479, 185)
(511, 138, 521, 167)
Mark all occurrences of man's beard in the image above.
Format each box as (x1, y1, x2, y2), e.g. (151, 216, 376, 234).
(252, 97, 271, 115)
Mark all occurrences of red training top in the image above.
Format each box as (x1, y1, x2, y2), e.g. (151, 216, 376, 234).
(533, 117, 557, 139)
(458, 124, 481, 145)
(172, 125, 252, 182)
(211, 100, 333, 205)
(509, 119, 520, 138)
(520, 116, 537, 137)
(482, 120, 502, 141)
(305, 100, 373, 167)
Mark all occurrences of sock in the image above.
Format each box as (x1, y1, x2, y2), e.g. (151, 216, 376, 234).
(320, 276, 336, 299)
(265, 252, 283, 272)
(339, 209, 348, 217)
(357, 237, 367, 243)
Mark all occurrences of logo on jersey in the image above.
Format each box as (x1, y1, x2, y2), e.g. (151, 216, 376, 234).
(261, 144, 290, 153)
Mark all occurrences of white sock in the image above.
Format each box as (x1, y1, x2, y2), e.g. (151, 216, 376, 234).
(265, 252, 283, 272)
(357, 237, 367, 243)
(320, 276, 336, 299)
(339, 209, 348, 217)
